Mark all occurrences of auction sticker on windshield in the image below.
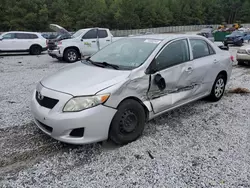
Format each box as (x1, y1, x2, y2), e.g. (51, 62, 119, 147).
(144, 39, 161, 44)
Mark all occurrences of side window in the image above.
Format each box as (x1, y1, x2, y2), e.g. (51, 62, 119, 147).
(2, 33, 15, 39)
(82, 29, 97, 39)
(16, 33, 29, 39)
(98, 30, 108, 38)
(156, 39, 190, 71)
(190, 39, 210, 59)
(208, 43, 215, 55)
(29, 34, 38, 39)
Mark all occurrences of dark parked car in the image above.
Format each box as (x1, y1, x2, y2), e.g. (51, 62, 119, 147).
(224, 31, 250, 46)
(197, 28, 215, 42)
(47, 24, 72, 50)
(47, 33, 71, 50)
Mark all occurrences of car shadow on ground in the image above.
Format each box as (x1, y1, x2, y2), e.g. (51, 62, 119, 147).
(0, 52, 47, 57)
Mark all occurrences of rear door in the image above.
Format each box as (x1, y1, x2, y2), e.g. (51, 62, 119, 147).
(15, 33, 34, 50)
(97, 29, 111, 49)
(80, 29, 99, 56)
(189, 38, 218, 95)
(147, 38, 196, 114)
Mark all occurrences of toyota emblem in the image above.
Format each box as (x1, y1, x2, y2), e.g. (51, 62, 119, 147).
(37, 92, 44, 100)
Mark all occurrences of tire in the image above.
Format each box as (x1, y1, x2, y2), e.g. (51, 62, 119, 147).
(64, 48, 79, 63)
(208, 74, 226, 102)
(109, 99, 146, 145)
(238, 60, 245, 66)
(30, 45, 42, 55)
(237, 39, 243, 46)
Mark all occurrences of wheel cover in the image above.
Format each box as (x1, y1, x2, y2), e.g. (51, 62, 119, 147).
(119, 110, 138, 134)
(215, 78, 225, 98)
(68, 51, 77, 61)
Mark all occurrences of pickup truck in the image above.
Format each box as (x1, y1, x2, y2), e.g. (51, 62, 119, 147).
(48, 26, 121, 63)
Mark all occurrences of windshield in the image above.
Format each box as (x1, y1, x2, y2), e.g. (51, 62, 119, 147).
(72, 30, 85, 38)
(89, 38, 161, 70)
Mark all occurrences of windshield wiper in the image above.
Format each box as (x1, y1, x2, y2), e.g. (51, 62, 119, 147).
(83, 57, 119, 70)
(84, 57, 105, 68)
(101, 62, 120, 70)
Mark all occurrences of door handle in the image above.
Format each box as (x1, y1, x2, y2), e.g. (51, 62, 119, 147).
(213, 59, 219, 64)
(92, 41, 96, 43)
(106, 40, 110, 41)
(185, 66, 193, 72)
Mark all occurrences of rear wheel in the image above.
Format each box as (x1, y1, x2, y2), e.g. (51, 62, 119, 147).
(64, 48, 80, 63)
(30, 45, 42, 55)
(208, 74, 226, 102)
(109, 99, 146, 145)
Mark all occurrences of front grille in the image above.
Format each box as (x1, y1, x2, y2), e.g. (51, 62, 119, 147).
(37, 120, 53, 133)
(36, 91, 59, 109)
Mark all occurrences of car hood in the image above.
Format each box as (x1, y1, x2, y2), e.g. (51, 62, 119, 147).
(41, 62, 131, 96)
(50, 24, 71, 36)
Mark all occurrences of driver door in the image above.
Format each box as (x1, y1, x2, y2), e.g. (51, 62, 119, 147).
(0, 33, 16, 51)
(147, 38, 196, 114)
(80, 29, 99, 56)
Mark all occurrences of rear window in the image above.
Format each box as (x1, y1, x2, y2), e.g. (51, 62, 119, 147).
(98, 30, 108, 38)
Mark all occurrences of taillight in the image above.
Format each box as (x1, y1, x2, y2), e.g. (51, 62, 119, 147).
(46, 40, 48, 46)
(230, 55, 234, 62)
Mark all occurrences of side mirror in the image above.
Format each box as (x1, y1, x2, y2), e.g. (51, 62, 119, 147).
(154, 74, 166, 91)
(0, 36, 3, 41)
(219, 45, 229, 51)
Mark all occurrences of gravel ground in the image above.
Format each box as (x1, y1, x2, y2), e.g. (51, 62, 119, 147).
(0, 48, 250, 188)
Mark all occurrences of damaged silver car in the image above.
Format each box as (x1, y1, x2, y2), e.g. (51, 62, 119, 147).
(31, 34, 233, 145)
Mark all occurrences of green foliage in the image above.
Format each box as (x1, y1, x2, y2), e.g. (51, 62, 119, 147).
(0, 0, 250, 31)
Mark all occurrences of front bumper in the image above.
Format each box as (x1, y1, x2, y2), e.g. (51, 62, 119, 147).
(31, 84, 117, 144)
(48, 49, 63, 58)
(236, 53, 250, 61)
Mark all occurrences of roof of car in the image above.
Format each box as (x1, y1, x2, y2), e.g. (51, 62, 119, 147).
(7, 31, 41, 35)
(131, 34, 204, 40)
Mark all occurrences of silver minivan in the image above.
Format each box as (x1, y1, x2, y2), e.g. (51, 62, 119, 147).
(31, 34, 233, 145)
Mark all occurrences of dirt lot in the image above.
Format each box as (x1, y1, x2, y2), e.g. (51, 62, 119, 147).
(0, 47, 250, 188)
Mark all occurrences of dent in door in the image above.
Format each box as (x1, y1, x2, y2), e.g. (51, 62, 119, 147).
(148, 65, 203, 113)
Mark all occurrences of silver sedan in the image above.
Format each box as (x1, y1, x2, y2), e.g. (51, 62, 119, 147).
(31, 34, 233, 145)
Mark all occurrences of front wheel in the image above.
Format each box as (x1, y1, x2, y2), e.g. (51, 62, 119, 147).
(208, 74, 226, 102)
(109, 99, 146, 145)
(64, 48, 80, 63)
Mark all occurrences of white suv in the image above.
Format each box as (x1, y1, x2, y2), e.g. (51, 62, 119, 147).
(0, 31, 47, 55)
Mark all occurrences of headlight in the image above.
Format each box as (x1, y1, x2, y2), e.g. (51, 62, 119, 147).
(237, 49, 247, 54)
(63, 94, 110, 112)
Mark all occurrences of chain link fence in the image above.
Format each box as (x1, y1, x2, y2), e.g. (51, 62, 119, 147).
(2, 24, 250, 37)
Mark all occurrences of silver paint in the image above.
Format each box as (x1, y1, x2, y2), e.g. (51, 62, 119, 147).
(31, 34, 233, 144)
